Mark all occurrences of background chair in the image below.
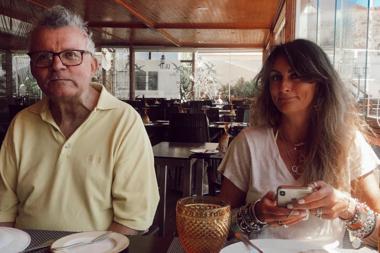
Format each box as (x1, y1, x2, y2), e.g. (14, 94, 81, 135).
(168, 113, 210, 142)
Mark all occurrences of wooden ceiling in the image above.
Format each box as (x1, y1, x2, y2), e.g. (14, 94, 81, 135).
(0, 0, 284, 50)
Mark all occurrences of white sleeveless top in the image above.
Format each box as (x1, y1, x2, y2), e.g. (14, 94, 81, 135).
(218, 127, 379, 244)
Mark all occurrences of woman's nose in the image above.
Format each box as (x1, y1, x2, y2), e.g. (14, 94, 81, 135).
(279, 78, 292, 92)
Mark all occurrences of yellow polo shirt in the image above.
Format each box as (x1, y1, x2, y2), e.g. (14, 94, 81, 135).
(0, 84, 159, 231)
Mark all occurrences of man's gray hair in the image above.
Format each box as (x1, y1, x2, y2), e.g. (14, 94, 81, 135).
(31, 5, 95, 53)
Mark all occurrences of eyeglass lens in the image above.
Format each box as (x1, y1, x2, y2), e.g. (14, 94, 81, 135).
(31, 50, 85, 67)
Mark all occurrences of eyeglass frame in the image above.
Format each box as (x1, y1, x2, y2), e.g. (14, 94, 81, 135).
(27, 49, 93, 68)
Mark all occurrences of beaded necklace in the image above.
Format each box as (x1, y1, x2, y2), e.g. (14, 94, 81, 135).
(274, 129, 305, 179)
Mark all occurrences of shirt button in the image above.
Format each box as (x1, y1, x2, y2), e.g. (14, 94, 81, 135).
(65, 143, 71, 149)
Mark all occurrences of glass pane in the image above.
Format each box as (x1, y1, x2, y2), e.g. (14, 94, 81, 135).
(148, 71, 158, 90)
(318, 0, 335, 61)
(0, 51, 5, 97)
(135, 51, 183, 98)
(366, 0, 380, 118)
(12, 53, 41, 103)
(136, 69, 146, 90)
(334, 0, 368, 109)
(97, 48, 130, 99)
(296, 0, 318, 41)
(196, 51, 262, 102)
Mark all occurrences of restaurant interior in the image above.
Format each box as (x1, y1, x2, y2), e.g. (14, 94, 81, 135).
(0, 0, 380, 252)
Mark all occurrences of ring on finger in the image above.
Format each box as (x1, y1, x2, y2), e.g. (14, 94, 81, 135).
(315, 208, 323, 219)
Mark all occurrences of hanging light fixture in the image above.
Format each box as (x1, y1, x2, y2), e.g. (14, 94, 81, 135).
(159, 54, 166, 69)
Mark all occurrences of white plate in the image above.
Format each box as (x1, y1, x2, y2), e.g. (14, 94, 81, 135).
(0, 227, 31, 252)
(221, 239, 340, 253)
(51, 231, 129, 253)
(190, 148, 219, 154)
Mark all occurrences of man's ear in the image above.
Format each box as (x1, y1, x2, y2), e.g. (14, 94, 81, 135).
(90, 56, 99, 75)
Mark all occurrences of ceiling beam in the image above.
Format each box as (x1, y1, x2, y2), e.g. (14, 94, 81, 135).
(88, 22, 148, 28)
(87, 21, 268, 30)
(114, 0, 181, 47)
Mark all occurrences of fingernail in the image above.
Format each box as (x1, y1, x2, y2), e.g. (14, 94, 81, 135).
(287, 204, 293, 209)
(298, 199, 305, 204)
(291, 210, 300, 216)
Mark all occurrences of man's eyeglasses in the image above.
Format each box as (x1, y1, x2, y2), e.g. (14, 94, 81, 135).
(28, 50, 92, 68)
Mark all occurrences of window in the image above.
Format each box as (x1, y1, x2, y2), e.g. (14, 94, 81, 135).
(196, 50, 262, 101)
(148, 71, 158, 90)
(136, 69, 147, 90)
(135, 51, 182, 98)
(0, 51, 5, 97)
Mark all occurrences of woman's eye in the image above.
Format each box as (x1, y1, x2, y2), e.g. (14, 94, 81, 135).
(290, 73, 300, 79)
(270, 74, 282, 81)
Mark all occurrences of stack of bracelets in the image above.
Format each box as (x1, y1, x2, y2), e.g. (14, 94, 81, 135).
(236, 199, 267, 234)
(236, 197, 378, 240)
(341, 198, 377, 240)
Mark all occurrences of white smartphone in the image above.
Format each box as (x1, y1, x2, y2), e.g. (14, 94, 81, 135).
(276, 185, 313, 207)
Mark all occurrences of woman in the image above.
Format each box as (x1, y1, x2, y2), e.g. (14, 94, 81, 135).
(218, 39, 380, 247)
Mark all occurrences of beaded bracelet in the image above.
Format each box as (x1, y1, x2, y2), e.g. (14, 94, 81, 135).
(350, 211, 376, 239)
(344, 202, 377, 239)
(236, 199, 267, 234)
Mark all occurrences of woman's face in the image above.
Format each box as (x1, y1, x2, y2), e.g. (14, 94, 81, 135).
(269, 56, 317, 117)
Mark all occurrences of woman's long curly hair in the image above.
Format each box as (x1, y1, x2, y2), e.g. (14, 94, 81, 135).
(252, 39, 364, 190)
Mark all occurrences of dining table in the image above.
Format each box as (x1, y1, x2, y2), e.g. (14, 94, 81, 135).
(165, 235, 378, 253)
(23, 229, 173, 253)
(152, 141, 223, 237)
(13, 228, 379, 253)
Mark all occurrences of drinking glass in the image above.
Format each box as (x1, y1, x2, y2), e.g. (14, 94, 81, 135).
(176, 196, 231, 253)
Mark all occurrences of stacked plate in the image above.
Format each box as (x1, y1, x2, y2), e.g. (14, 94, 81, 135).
(0, 227, 31, 252)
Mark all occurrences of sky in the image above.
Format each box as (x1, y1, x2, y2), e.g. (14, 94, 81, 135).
(352, 0, 380, 7)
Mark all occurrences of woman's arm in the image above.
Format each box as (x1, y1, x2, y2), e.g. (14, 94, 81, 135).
(351, 171, 380, 212)
(218, 177, 246, 208)
(351, 171, 380, 247)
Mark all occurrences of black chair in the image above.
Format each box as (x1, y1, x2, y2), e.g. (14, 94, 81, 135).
(168, 113, 210, 142)
(205, 108, 220, 123)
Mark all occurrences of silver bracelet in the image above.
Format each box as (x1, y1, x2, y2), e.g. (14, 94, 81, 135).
(345, 202, 377, 239)
(236, 200, 266, 234)
(350, 210, 377, 239)
(249, 199, 267, 226)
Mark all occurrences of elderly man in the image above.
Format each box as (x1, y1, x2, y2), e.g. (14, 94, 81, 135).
(0, 6, 159, 235)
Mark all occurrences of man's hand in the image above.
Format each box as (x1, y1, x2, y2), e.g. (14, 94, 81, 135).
(108, 222, 140, 235)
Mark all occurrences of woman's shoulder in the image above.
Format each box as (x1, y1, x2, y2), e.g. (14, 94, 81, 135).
(239, 125, 273, 139)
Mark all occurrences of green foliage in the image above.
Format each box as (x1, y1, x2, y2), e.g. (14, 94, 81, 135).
(220, 77, 258, 99)
(172, 63, 193, 101)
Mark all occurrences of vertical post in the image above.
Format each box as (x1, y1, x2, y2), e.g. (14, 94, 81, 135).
(285, 0, 296, 42)
(129, 47, 135, 100)
(5, 51, 12, 100)
(191, 52, 196, 100)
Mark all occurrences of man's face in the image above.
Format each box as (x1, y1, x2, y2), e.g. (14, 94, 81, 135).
(30, 26, 97, 99)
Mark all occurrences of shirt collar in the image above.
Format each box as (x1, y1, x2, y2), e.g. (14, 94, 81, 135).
(28, 83, 119, 121)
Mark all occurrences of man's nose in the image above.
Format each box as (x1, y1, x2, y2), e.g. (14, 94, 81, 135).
(51, 55, 66, 70)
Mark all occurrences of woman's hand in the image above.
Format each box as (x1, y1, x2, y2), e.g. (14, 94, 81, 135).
(254, 191, 309, 227)
(288, 181, 349, 220)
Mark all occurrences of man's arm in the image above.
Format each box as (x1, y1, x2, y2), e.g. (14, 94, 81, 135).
(108, 222, 139, 235)
(0, 222, 14, 227)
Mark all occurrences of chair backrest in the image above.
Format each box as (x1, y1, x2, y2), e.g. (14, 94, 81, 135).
(206, 108, 220, 122)
(145, 106, 165, 121)
(169, 113, 210, 142)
